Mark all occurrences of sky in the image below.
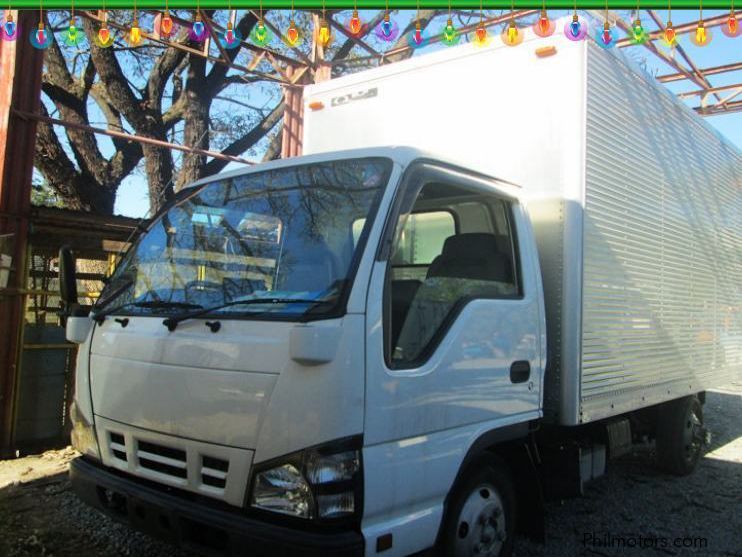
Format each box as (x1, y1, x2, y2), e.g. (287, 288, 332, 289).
(109, 9, 741, 218)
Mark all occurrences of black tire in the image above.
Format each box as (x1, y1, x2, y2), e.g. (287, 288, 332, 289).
(439, 454, 516, 557)
(656, 395, 705, 476)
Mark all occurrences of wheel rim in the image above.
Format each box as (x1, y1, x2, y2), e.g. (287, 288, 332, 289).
(452, 483, 507, 557)
(683, 406, 704, 464)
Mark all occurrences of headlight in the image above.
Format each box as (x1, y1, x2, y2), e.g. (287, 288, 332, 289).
(70, 402, 100, 460)
(249, 439, 362, 521)
(251, 464, 314, 518)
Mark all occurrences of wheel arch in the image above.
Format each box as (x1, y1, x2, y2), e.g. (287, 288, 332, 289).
(436, 421, 545, 549)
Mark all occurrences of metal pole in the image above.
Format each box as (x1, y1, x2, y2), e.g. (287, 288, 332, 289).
(0, 10, 44, 456)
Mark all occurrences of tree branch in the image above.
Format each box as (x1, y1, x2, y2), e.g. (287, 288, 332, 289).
(203, 100, 284, 176)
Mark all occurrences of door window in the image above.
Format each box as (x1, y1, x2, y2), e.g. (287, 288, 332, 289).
(386, 180, 520, 366)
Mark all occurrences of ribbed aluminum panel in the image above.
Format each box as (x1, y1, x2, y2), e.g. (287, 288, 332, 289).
(580, 42, 742, 423)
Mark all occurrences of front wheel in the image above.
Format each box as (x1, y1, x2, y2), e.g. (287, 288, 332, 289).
(439, 455, 516, 557)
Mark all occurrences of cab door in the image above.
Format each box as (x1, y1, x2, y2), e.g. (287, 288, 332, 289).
(364, 162, 545, 444)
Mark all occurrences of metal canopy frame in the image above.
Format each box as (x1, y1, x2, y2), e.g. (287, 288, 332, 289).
(67, 7, 741, 118)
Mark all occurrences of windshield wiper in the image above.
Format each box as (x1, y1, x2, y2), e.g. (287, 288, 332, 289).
(162, 297, 336, 331)
(93, 300, 204, 324)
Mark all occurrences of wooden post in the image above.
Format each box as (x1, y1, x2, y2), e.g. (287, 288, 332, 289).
(0, 10, 45, 456)
(280, 15, 332, 159)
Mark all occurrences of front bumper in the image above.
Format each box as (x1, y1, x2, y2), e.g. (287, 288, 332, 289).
(70, 457, 364, 557)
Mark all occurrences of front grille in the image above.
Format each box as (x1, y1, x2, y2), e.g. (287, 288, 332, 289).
(109, 432, 127, 462)
(99, 418, 251, 505)
(136, 440, 188, 480)
(201, 456, 230, 489)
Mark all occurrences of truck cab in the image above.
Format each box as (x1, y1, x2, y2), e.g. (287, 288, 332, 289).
(64, 147, 546, 557)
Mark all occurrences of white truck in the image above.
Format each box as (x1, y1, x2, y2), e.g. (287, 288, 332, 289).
(61, 29, 740, 557)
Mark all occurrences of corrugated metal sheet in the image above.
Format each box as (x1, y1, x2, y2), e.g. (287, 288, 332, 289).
(580, 42, 742, 423)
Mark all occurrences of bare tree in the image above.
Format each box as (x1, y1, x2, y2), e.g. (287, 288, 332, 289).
(35, 9, 440, 215)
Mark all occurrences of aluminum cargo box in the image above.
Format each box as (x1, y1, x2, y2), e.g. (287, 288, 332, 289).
(302, 29, 742, 426)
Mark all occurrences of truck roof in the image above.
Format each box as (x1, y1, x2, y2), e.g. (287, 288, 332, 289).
(183, 145, 521, 194)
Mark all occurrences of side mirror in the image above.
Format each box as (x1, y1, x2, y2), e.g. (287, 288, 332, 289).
(59, 246, 78, 306)
(58, 246, 87, 327)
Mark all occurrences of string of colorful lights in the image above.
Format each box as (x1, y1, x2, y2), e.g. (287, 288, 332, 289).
(1, 2, 739, 48)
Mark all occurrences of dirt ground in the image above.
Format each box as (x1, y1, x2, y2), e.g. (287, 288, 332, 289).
(1, 383, 740, 557)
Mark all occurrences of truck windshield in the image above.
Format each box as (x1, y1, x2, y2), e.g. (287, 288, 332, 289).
(97, 157, 392, 319)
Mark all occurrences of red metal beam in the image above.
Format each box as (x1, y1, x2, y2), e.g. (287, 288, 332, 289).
(13, 109, 256, 165)
(0, 10, 44, 455)
(658, 62, 742, 83)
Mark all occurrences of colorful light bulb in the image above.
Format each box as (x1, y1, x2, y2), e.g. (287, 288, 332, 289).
(722, 11, 740, 37)
(729, 13, 738, 34)
(286, 20, 299, 45)
(36, 22, 47, 44)
(413, 21, 423, 45)
(501, 20, 523, 46)
(570, 14, 581, 37)
(602, 22, 611, 45)
(349, 9, 362, 35)
(632, 18, 644, 42)
(564, 13, 587, 41)
(252, 20, 269, 45)
(129, 19, 142, 45)
(690, 20, 712, 46)
(4, 13, 15, 37)
(381, 16, 392, 38)
(225, 21, 235, 44)
(474, 23, 487, 44)
(161, 10, 174, 36)
(318, 20, 332, 47)
(695, 23, 706, 43)
(442, 18, 458, 45)
(191, 13, 206, 40)
(533, 9, 554, 37)
(63, 18, 86, 46)
(539, 12, 549, 34)
(67, 23, 77, 41)
(375, 12, 399, 42)
(663, 21, 675, 44)
(98, 23, 110, 44)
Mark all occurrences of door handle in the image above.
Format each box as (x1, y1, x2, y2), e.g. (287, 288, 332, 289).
(510, 360, 531, 384)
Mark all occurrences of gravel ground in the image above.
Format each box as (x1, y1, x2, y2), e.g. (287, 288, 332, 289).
(0, 383, 740, 557)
